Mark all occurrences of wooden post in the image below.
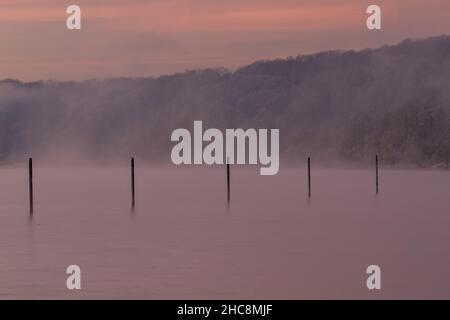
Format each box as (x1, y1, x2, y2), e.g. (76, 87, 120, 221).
(29, 158, 33, 215)
(307, 157, 311, 198)
(227, 160, 230, 203)
(375, 155, 379, 195)
(131, 157, 135, 209)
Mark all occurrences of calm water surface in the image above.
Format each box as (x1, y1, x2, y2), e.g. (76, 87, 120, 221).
(0, 165, 449, 299)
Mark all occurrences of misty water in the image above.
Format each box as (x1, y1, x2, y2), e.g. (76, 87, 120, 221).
(0, 165, 449, 299)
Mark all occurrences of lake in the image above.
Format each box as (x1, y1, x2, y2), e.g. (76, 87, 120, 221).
(0, 165, 449, 299)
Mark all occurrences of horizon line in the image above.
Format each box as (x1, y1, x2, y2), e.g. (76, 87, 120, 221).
(2, 34, 449, 84)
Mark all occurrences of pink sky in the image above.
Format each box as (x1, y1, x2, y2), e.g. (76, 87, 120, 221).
(1, 0, 450, 80)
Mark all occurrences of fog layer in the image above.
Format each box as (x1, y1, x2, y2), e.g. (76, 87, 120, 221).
(1, 36, 450, 167)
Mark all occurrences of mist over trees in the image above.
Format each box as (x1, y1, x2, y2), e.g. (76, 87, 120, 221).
(1, 35, 450, 167)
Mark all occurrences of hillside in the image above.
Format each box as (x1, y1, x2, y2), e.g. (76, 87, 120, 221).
(1, 35, 450, 167)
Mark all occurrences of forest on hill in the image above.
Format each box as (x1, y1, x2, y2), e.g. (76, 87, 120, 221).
(1, 35, 450, 167)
